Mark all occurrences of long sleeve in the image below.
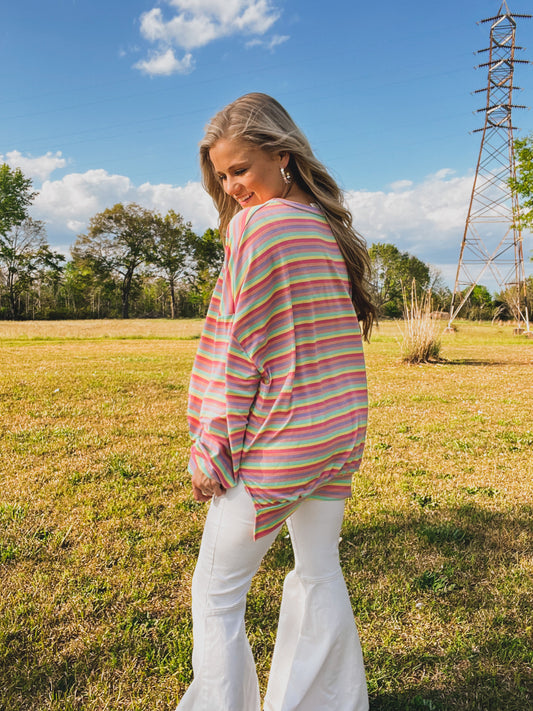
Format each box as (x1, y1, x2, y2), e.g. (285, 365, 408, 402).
(187, 233, 261, 488)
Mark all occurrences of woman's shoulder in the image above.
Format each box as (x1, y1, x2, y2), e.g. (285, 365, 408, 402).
(229, 199, 322, 234)
(227, 200, 326, 257)
(252, 198, 322, 220)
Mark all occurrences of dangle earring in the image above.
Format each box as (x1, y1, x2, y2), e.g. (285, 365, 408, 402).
(280, 167, 292, 185)
(280, 166, 293, 199)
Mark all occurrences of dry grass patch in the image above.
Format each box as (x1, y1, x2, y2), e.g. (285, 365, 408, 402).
(0, 318, 205, 342)
(0, 319, 532, 710)
(398, 286, 443, 363)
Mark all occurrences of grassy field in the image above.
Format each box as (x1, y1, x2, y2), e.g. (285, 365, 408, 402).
(0, 319, 532, 711)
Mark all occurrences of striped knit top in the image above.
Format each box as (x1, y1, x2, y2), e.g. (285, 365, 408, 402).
(188, 199, 368, 539)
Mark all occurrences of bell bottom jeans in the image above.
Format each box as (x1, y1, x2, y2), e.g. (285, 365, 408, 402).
(176, 481, 368, 711)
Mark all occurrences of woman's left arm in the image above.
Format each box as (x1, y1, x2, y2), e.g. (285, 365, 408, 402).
(187, 211, 262, 494)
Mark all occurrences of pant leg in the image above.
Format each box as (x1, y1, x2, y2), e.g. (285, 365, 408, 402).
(264, 498, 368, 711)
(177, 481, 281, 711)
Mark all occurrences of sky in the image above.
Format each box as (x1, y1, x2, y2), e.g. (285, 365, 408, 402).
(1, 0, 532, 289)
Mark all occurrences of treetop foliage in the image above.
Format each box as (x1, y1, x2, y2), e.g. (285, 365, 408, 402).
(0, 166, 65, 319)
(369, 242, 436, 318)
(510, 133, 533, 234)
(0, 163, 37, 237)
(71, 202, 221, 320)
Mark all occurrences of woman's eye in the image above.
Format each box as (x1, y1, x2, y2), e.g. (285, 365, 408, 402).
(234, 168, 246, 176)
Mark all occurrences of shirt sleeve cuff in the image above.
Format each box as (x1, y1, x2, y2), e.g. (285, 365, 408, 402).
(188, 441, 237, 489)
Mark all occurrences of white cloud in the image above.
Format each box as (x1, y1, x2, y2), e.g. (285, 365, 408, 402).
(134, 48, 194, 76)
(1, 150, 67, 182)
(136, 180, 218, 231)
(136, 0, 285, 75)
(66, 220, 86, 233)
(33, 170, 134, 229)
(246, 33, 289, 50)
(139, 7, 218, 49)
(346, 170, 474, 267)
(389, 179, 413, 191)
(30, 168, 217, 249)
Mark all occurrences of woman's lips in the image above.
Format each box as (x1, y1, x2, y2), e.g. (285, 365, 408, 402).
(237, 193, 253, 205)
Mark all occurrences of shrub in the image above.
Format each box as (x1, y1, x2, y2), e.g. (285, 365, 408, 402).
(399, 282, 442, 363)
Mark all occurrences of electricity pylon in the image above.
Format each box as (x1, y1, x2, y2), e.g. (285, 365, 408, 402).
(448, 1, 531, 329)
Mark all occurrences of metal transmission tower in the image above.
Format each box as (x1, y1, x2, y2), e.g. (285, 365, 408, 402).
(448, 1, 531, 329)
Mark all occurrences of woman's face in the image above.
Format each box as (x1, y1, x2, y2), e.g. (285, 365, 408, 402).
(209, 138, 289, 209)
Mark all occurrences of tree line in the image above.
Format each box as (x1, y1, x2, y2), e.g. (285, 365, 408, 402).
(0, 165, 224, 320)
(1, 160, 532, 322)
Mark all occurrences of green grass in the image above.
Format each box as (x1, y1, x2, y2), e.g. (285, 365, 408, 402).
(0, 319, 532, 710)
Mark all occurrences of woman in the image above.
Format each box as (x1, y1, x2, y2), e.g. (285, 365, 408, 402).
(178, 93, 375, 711)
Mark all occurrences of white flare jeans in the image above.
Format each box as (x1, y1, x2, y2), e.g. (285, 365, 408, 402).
(176, 481, 368, 711)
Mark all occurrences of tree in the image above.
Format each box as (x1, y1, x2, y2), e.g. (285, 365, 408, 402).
(493, 277, 533, 323)
(190, 228, 225, 315)
(72, 203, 157, 319)
(0, 164, 37, 238)
(510, 134, 533, 234)
(193, 228, 225, 272)
(369, 242, 431, 317)
(149, 210, 197, 319)
(0, 218, 64, 319)
(428, 267, 452, 313)
(460, 284, 494, 321)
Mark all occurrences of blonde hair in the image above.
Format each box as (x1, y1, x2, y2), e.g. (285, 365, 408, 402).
(199, 92, 375, 339)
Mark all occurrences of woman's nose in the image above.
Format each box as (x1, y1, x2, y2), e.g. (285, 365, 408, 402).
(225, 175, 239, 196)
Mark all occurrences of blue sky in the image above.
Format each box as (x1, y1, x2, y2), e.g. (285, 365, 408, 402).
(1, 0, 532, 287)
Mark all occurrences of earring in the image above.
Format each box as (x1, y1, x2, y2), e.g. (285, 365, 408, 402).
(280, 167, 292, 185)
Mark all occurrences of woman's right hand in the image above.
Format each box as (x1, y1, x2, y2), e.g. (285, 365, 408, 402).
(191, 470, 226, 502)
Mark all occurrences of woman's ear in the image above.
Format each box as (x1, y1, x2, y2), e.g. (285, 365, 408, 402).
(279, 151, 290, 169)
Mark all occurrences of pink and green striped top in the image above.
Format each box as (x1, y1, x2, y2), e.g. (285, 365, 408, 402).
(188, 199, 368, 538)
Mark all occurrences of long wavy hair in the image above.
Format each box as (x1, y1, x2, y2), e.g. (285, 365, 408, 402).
(199, 92, 375, 339)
